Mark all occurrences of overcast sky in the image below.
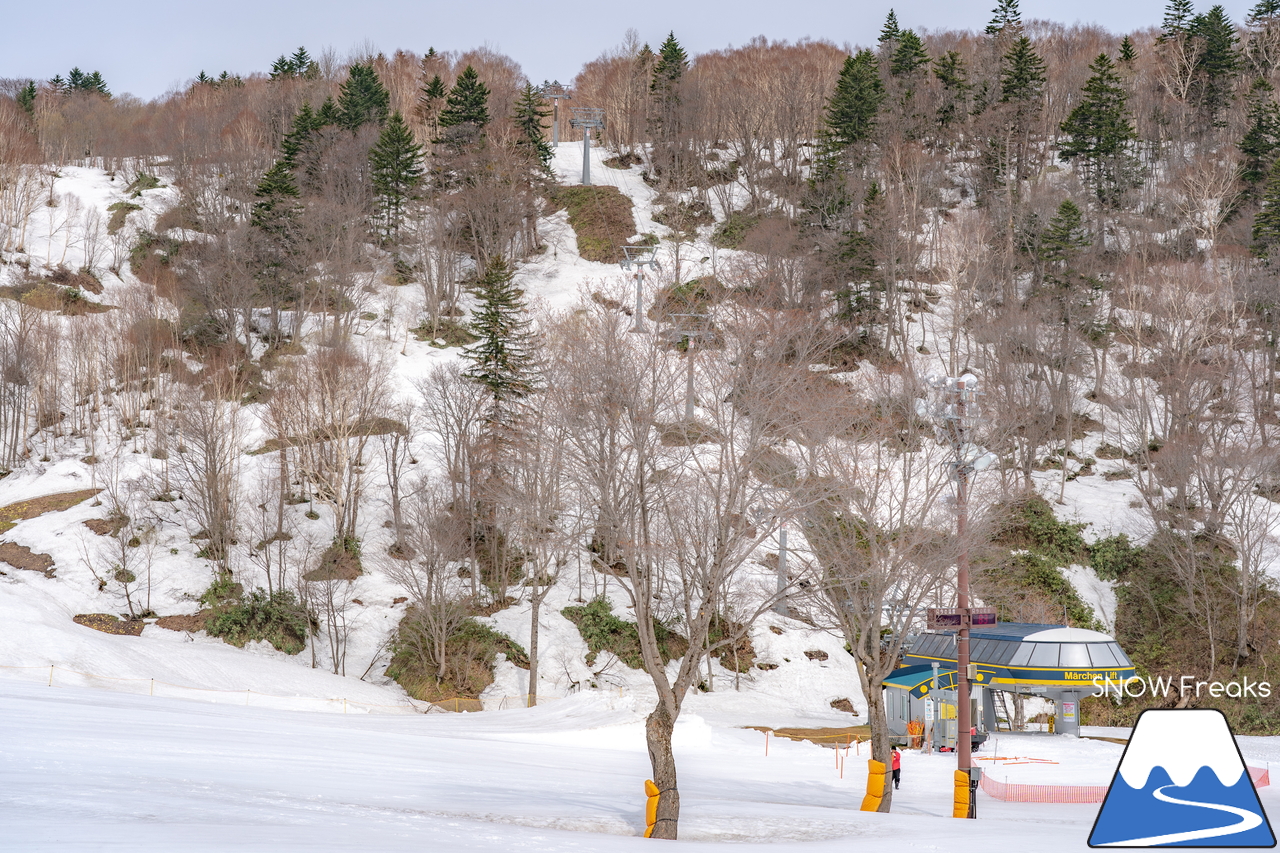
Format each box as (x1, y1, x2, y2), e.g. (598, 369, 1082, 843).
(0, 0, 1259, 100)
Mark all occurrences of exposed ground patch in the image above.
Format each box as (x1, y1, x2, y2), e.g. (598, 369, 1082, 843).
(547, 185, 637, 263)
(73, 613, 145, 635)
(0, 489, 102, 535)
(0, 542, 55, 576)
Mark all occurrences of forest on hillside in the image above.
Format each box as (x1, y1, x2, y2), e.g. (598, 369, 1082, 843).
(4, 0, 1280, 828)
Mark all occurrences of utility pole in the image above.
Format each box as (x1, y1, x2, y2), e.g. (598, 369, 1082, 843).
(569, 107, 605, 186)
(667, 313, 710, 421)
(620, 245, 660, 333)
(919, 374, 998, 818)
(539, 80, 571, 147)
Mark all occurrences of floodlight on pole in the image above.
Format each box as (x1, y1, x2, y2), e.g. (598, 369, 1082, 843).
(538, 80, 571, 147)
(569, 107, 605, 186)
(620, 245, 661, 333)
(918, 373, 998, 818)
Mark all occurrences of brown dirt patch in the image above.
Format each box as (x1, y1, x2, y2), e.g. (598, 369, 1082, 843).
(155, 611, 211, 632)
(805, 649, 830, 661)
(84, 516, 128, 536)
(73, 613, 145, 635)
(0, 489, 103, 535)
(249, 417, 408, 456)
(0, 542, 55, 576)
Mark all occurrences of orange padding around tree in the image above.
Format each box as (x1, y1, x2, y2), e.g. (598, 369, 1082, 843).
(860, 758, 887, 811)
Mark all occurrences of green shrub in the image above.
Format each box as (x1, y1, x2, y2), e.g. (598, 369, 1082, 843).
(561, 597, 688, 669)
(995, 494, 1088, 565)
(1088, 534, 1142, 580)
(711, 212, 759, 249)
(204, 588, 315, 655)
(386, 615, 528, 701)
(126, 173, 162, 196)
(106, 201, 142, 234)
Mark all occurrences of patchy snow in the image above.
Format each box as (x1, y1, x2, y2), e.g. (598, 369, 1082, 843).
(1061, 564, 1118, 634)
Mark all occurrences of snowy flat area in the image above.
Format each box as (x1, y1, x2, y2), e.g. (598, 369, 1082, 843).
(6, 679, 1278, 851)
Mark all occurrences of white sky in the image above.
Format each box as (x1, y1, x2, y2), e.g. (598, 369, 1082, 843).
(0, 0, 1259, 100)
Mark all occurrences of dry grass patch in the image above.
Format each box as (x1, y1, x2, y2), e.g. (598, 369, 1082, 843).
(748, 724, 869, 746)
(548, 185, 637, 263)
(155, 612, 211, 632)
(0, 489, 102, 535)
(250, 417, 407, 456)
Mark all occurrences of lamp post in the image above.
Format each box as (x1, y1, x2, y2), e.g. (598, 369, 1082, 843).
(620, 245, 660, 333)
(918, 373, 998, 817)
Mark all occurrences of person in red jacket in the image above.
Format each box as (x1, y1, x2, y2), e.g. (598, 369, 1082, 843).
(891, 747, 902, 790)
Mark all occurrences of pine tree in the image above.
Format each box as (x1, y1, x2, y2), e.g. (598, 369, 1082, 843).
(280, 102, 318, 170)
(68, 68, 86, 91)
(48, 75, 66, 95)
(512, 84, 553, 168)
(891, 31, 929, 77)
(986, 0, 1022, 35)
(437, 65, 491, 136)
(16, 81, 35, 116)
(1038, 199, 1090, 274)
(1243, 80, 1280, 190)
(369, 112, 424, 239)
(251, 161, 300, 233)
(934, 51, 972, 126)
(824, 49, 886, 148)
(836, 182, 885, 337)
(1058, 53, 1138, 204)
(463, 257, 538, 418)
(316, 96, 340, 128)
(651, 32, 688, 97)
(1254, 157, 1280, 258)
(1000, 36, 1047, 103)
(1119, 36, 1138, 64)
(1161, 0, 1195, 41)
(270, 55, 293, 79)
(291, 47, 318, 78)
(879, 10, 901, 44)
(337, 63, 390, 131)
(84, 71, 109, 97)
(1190, 5, 1241, 117)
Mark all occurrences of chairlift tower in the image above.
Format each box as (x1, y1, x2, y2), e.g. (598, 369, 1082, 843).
(620, 245, 661, 333)
(666, 313, 712, 421)
(569, 107, 605, 186)
(538, 80, 571, 147)
(917, 373, 999, 817)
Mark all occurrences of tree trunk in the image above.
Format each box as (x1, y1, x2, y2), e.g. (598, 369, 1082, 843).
(528, 586, 541, 708)
(645, 702, 681, 839)
(864, 674, 894, 812)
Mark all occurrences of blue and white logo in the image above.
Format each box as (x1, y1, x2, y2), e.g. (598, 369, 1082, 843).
(1089, 709, 1275, 847)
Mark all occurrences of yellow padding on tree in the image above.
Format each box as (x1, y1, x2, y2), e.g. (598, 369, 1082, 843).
(953, 770, 971, 817)
(645, 779, 661, 837)
(860, 795, 882, 811)
(868, 759, 886, 774)
(867, 774, 886, 797)
(953, 802, 969, 818)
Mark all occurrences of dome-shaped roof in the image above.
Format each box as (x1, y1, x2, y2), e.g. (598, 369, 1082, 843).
(1021, 627, 1115, 643)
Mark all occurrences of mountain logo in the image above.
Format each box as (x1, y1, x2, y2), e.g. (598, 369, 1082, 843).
(1089, 708, 1275, 848)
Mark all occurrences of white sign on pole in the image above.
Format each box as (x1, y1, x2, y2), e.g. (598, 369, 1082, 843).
(1062, 701, 1077, 723)
(925, 698, 935, 722)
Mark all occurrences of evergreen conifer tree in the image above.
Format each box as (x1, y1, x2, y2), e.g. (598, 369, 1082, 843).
(280, 102, 318, 170)
(649, 31, 688, 151)
(337, 63, 390, 131)
(934, 51, 972, 126)
(824, 50, 886, 148)
(891, 31, 929, 76)
(438, 65, 491, 140)
(1190, 5, 1241, 116)
(1241, 78, 1280, 188)
(1161, 0, 1195, 40)
(250, 161, 303, 331)
(316, 96, 340, 127)
(879, 10, 901, 44)
(1000, 36, 1047, 103)
(1058, 53, 1138, 204)
(512, 84, 553, 168)
(270, 55, 293, 79)
(1038, 199, 1090, 274)
(986, 0, 1022, 35)
(84, 71, 109, 97)
(67, 68, 86, 91)
(370, 111, 424, 239)
(1119, 36, 1138, 64)
(463, 257, 538, 421)
(48, 75, 65, 95)
(651, 32, 688, 97)
(1254, 157, 1280, 258)
(251, 162, 300, 232)
(16, 81, 35, 116)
